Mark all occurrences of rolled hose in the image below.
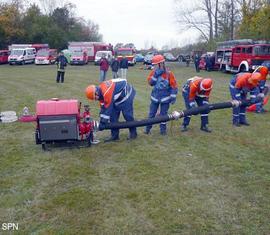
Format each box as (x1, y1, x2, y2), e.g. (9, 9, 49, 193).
(103, 100, 251, 130)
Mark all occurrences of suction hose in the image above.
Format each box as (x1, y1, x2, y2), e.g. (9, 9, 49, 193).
(101, 100, 250, 130)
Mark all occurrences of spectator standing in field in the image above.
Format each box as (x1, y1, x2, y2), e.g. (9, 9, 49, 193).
(111, 57, 120, 79)
(194, 54, 200, 73)
(55, 52, 68, 83)
(99, 53, 109, 82)
(120, 55, 129, 79)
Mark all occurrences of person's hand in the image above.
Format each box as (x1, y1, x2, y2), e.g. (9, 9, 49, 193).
(154, 68, 164, 78)
(258, 93, 265, 99)
(189, 102, 196, 108)
(98, 122, 106, 131)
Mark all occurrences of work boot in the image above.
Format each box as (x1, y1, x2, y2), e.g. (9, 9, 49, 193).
(104, 137, 120, 143)
(127, 133, 137, 140)
(200, 125, 212, 133)
(144, 129, 151, 135)
(160, 131, 167, 136)
(240, 121, 250, 126)
(180, 125, 188, 132)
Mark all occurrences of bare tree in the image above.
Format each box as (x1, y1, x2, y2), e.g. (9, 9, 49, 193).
(174, 0, 221, 42)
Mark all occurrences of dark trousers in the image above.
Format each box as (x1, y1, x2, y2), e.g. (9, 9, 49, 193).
(182, 91, 209, 127)
(110, 102, 137, 139)
(145, 101, 170, 134)
(56, 71, 65, 83)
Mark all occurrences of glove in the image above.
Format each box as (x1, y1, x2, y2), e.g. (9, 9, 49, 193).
(98, 121, 106, 131)
(258, 93, 265, 99)
(154, 68, 164, 78)
(189, 102, 196, 108)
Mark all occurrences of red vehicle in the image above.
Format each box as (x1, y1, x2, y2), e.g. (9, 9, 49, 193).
(0, 50, 9, 64)
(68, 42, 113, 62)
(216, 40, 270, 73)
(116, 47, 136, 66)
(35, 49, 57, 65)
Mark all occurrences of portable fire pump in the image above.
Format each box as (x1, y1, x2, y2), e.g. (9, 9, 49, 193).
(33, 98, 95, 150)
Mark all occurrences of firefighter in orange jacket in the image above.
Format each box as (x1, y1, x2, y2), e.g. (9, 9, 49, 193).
(255, 66, 269, 113)
(85, 78, 137, 142)
(181, 77, 213, 132)
(229, 72, 262, 126)
(145, 55, 178, 135)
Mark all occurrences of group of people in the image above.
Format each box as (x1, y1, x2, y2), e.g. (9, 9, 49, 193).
(54, 52, 130, 84)
(85, 54, 268, 142)
(99, 54, 129, 82)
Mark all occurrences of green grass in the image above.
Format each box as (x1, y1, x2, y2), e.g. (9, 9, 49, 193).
(0, 63, 270, 234)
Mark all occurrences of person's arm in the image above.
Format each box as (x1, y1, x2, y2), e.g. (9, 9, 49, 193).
(168, 72, 178, 104)
(147, 70, 156, 86)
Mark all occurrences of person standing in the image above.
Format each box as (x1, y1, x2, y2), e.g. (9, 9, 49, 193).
(85, 78, 137, 142)
(255, 66, 269, 113)
(229, 72, 262, 126)
(99, 54, 109, 82)
(194, 54, 200, 73)
(181, 77, 213, 132)
(119, 55, 129, 79)
(145, 55, 178, 135)
(55, 52, 68, 83)
(111, 57, 120, 79)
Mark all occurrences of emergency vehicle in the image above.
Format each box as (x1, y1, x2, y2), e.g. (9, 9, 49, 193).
(0, 50, 9, 64)
(8, 44, 48, 65)
(216, 39, 270, 73)
(116, 47, 136, 66)
(68, 42, 113, 63)
(35, 49, 57, 65)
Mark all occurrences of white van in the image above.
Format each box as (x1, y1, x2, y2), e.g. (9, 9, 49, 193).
(8, 48, 36, 65)
(94, 50, 113, 65)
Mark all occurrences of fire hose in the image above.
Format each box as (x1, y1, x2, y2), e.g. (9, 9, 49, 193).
(98, 100, 251, 130)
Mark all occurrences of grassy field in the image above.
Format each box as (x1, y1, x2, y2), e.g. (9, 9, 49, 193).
(0, 62, 270, 234)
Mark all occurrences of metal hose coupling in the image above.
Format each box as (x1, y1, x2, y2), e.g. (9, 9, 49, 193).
(171, 111, 183, 120)
(231, 100, 241, 108)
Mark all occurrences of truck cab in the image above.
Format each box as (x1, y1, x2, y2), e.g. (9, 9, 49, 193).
(35, 49, 57, 65)
(94, 50, 113, 65)
(0, 50, 9, 64)
(70, 49, 88, 65)
(116, 48, 136, 66)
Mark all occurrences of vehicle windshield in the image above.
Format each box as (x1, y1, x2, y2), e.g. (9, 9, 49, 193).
(117, 50, 132, 56)
(37, 49, 49, 57)
(71, 51, 83, 56)
(11, 49, 24, 56)
(96, 52, 107, 57)
(254, 46, 270, 55)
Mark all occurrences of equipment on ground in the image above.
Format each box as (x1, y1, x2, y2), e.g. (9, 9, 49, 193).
(34, 99, 95, 150)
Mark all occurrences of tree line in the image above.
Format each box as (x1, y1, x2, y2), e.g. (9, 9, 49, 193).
(175, 0, 270, 50)
(0, 0, 102, 50)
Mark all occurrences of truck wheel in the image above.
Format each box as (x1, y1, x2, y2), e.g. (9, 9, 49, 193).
(240, 65, 247, 72)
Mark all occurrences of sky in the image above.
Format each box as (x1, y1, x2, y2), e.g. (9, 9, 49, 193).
(69, 0, 200, 50)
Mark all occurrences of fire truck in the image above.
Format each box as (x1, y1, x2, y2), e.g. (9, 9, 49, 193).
(215, 39, 270, 73)
(68, 42, 113, 63)
(115, 47, 136, 66)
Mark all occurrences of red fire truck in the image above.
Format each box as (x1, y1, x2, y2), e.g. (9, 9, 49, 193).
(68, 42, 113, 63)
(116, 47, 136, 66)
(215, 39, 270, 73)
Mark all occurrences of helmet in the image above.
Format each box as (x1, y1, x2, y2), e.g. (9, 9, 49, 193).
(200, 78, 213, 91)
(85, 85, 96, 100)
(152, 55, 165, 65)
(248, 72, 261, 86)
(259, 66, 269, 76)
